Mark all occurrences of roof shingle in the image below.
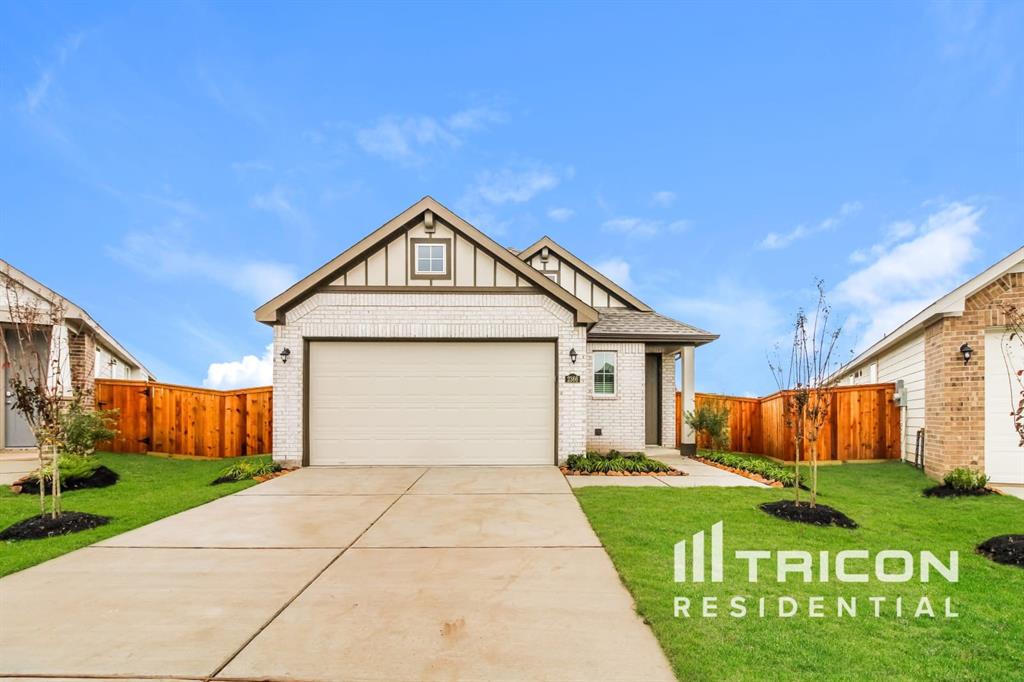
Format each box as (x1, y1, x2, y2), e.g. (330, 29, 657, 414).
(587, 308, 717, 344)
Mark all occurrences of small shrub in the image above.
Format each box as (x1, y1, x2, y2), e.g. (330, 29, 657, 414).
(60, 399, 117, 457)
(943, 467, 989, 492)
(564, 452, 673, 474)
(699, 450, 795, 486)
(20, 454, 119, 494)
(213, 458, 281, 484)
(685, 401, 730, 451)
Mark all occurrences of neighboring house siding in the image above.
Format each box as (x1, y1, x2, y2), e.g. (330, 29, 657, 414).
(273, 291, 587, 467)
(586, 342, 645, 452)
(878, 333, 926, 462)
(526, 254, 628, 308)
(327, 220, 535, 290)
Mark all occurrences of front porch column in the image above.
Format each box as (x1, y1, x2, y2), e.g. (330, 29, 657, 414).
(680, 345, 696, 455)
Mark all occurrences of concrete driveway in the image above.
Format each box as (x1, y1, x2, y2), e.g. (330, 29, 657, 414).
(0, 466, 674, 682)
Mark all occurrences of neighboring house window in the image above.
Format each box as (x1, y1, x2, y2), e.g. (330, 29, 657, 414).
(593, 351, 616, 395)
(415, 243, 446, 275)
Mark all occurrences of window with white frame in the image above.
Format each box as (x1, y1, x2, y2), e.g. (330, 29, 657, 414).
(593, 351, 616, 395)
(415, 243, 447, 275)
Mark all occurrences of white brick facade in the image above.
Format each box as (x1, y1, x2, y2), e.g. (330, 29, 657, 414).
(272, 292, 587, 467)
(585, 342, 646, 452)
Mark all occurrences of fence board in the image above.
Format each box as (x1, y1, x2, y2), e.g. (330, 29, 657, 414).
(677, 383, 899, 461)
(95, 379, 272, 458)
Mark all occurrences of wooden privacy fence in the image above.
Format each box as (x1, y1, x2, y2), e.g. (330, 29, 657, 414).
(675, 383, 901, 461)
(94, 379, 272, 458)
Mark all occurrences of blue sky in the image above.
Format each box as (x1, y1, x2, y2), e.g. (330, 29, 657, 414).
(2, 1, 1022, 395)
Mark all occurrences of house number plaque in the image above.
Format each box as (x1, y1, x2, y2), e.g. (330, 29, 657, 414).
(564, 373, 581, 384)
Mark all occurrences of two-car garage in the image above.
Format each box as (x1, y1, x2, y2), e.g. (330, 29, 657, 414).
(307, 341, 556, 466)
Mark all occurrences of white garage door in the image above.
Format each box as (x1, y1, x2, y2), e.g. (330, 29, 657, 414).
(984, 330, 1024, 484)
(308, 341, 555, 466)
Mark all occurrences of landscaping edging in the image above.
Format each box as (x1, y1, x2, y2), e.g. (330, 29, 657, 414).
(691, 456, 784, 487)
(560, 468, 684, 477)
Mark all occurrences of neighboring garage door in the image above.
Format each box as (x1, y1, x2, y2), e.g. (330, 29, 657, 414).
(984, 330, 1024, 484)
(308, 341, 555, 466)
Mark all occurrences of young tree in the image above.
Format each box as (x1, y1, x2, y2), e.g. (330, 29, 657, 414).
(769, 281, 842, 507)
(1, 267, 71, 518)
(999, 303, 1024, 448)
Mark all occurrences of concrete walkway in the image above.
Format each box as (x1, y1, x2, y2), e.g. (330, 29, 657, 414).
(0, 466, 674, 681)
(566, 448, 768, 488)
(0, 449, 36, 486)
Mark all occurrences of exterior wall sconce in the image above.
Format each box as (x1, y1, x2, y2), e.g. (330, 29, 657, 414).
(959, 343, 973, 365)
(569, 348, 578, 364)
(280, 347, 291, 364)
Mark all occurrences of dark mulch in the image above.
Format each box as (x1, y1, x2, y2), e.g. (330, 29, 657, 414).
(16, 466, 120, 495)
(0, 511, 111, 541)
(977, 534, 1024, 568)
(760, 500, 858, 529)
(923, 485, 994, 498)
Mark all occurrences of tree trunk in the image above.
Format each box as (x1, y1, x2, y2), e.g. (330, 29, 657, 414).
(36, 445, 45, 514)
(793, 408, 804, 505)
(809, 437, 818, 508)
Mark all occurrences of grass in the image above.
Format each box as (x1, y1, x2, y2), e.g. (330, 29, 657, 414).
(0, 452, 266, 577)
(574, 461, 1024, 681)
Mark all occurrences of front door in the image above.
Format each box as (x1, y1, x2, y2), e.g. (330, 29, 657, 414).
(3, 329, 39, 448)
(645, 354, 661, 445)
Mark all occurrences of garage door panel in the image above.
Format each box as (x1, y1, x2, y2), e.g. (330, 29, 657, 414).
(309, 341, 555, 465)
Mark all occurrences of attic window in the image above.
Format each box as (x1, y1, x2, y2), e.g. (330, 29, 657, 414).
(411, 239, 450, 279)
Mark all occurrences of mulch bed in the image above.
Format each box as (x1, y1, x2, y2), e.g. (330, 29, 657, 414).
(923, 485, 995, 498)
(0, 511, 111, 541)
(559, 468, 684, 477)
(977, 534, 1024, 568)
(692, 456, 785, 488)
(760, 500, 858, 529)
(12, 466, 119, 495)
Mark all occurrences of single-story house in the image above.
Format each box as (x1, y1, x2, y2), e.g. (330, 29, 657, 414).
(836, 246, 1024, 485)
(256, 196, 717, 467)
(1, 259, 154, 448)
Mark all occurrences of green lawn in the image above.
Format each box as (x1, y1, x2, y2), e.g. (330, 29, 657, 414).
(0, 452, 265, 577)
(575, 462, 1024, 681)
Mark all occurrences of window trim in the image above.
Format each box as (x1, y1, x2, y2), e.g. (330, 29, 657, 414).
(592, 350, 617, 397)
(409, 238, 452, 280)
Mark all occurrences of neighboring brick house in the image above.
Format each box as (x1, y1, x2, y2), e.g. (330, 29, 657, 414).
(837, 246, 1024, 484)
(1, 259, 154, 448)
(255, 196, 717, 468)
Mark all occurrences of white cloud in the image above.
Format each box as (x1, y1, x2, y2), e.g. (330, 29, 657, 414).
(760, 201, 862, 250)
(23, 32, 84, 113)
(651, 190, 677, 207)
(602, 216, 691, 238)
(446, 105, 507, 131)
(109, 224, 296, 303)
(547, 207, 575, 222)
(594, 258, 633, 289)
(472, 167, 561, 204)
(204, 343, 272, 389)
(252, 185, 306, 226)
(356, 106, 505, 164)
(835, 202, 983, 349)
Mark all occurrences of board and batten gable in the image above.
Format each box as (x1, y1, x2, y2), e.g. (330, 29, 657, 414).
(327, 218, 535, 290)
(524, 252, 628, 308)
(843, 332, 926, 462)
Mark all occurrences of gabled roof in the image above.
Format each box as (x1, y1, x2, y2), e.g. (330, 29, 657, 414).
(839, 244, 1024, 374)
(588, 308, 718, 345)
(254, 197, 600, 325)
(0, 259, 155, 379)
(517, 236, 653, 312)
